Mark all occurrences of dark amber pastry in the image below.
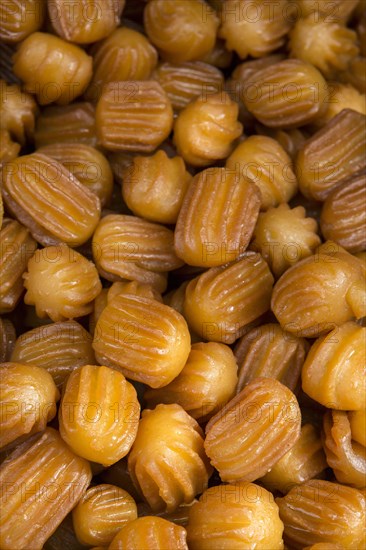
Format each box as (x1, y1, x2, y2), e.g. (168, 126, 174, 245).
(0, 80, 37, 144)
(93, 295, 191, 388)
(37, 143, 113, 207)
(339, 56, 366, 94)
(199, 37, 233, 68)
(296, 110, 366, 200)
(72, 484, 137, 547)
(349, 409, 366, 447)
(173, 92, 242, 166)
(302, 321, 365, 410)
(153, 61, 224, 111)
(226, 136, 298, 210)
(128, 404, 212, 512)
(183, 253, 274, 344)
(243, 59, 328, 128)
(255, 125, 308, 160)
(144, 0, 219, 63)
(0, 219, 37, 314)
(48, 0, 124, 43)
(232, 54, 286, 82)
(122, 150, 191, 224)
(314, 83, 366, 127)
(204, 377, 301, 482)
(0, 130, 20, 166)
(219, 0, 292, 59)
(92, 214, 181, 292)
(96, 81, 173, 152)
(235, 323, 307, 394)
(0, 319, 16, 363)
(2, 153, 101, 247)
(323, 410, 366, 489)
(320, 173, 366, 253)
(107, 281, 162, 305)
(13, 32, 93, 105)
(261, 424, 327, 493)
(0, 362, 59, 449)
(34, 102, 98, 148)
(0, 0, 46, 43)
(87, 26, 157, 100)
(11, 320, 95, 388)
(271, 242, 366, 338)
(276, 480, 366, 549)
(59, 365, 140, 466)
(174, 167, 260, 267)
(0, 428, 92, 550)
(109, 516, 188, 550)
(289, 16, 359, 78)
(251, 204, 321, 277)
(23, 245, 102, 322)
(144, 342, 238, 422)
(187, 483, 284, 549)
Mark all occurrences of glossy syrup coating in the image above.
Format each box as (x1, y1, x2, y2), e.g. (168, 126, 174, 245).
(10, 320, 95, 388)
(59, 365, 140, 466)
(95, 80, 173, 153)
(186, 482, 284, 549)
(320, 173, 366, 253)
(296, 110, 366, 200)
(226, 136, 298, 210)
(108, 516, 188, 550)
(0, 319, 16, 363)
(0, 219, 37, 314)
(219, 0, 292, 60)
(339, 56, 366, 94)
(92, 214, 181, 292)
(34, 102, 98, 148)
(183, 253, 274, 344)
(0, 428, 92, 550)
(0, 80, 38, 144)
(144, 341, 238, 422)
(107, 281, 162, 305)
(13, 32, 93, 105)
(276, 480, 366, 549)
(72, 484, 137, 547)
(37, 143, 114, 207)
(153, 60, 224, 111)
(144, 0, 219, 63)
(349, 409, 366, 447)
(289, 16, 359, 78)
(121, 150, 192, 224)
(251, 203, 321, 278)
(1, 153, 101, 247)
(128, 404, 212, 512)
(86, 27, 158, 102)
(173, 91, 242, 166)
(23, 245, 102, 322)
(301, 321, 366, 410)
(243, 59, 328, 128)
(271, 242, 366, 338)
(204, 377, 301, 483)
(174, 167, 260, 267)
(93, 295, 191, 388)
(234, 323, 308, 394)
(260, 423, 327, 493)
(313, 83, 366, 127)
(48, 0, 124, 44)
(0, 362, 59, 449)
(0, 0, 46, 43)
(322, 410, 366, 489)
